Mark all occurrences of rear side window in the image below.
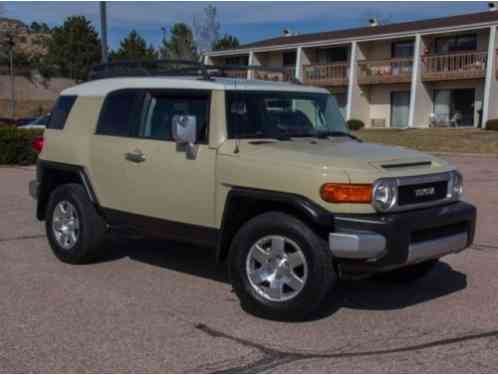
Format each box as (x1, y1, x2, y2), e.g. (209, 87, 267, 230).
(47, 96, 77, 130)
(96, 91, 143, 137)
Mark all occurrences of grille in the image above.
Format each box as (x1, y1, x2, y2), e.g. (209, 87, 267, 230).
(398, 181, 448, 206)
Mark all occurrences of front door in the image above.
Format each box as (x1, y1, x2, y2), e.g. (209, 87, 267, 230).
(90, 89, 217, 233)
(391, 91, 411, 128)
(452, 89, 475, 127)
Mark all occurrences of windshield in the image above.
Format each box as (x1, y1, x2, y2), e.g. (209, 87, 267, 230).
(226, 91, 348, 139)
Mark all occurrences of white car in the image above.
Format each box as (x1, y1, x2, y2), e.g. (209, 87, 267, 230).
(18, 115, 50, 130)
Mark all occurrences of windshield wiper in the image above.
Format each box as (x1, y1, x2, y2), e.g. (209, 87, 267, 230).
(315, 131, 362, 142)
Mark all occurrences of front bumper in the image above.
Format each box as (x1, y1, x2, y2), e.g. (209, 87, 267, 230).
(329, 201, 476, 274)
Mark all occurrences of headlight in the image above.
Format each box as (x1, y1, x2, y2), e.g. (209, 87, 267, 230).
(449, 170, 463, 200)
(372, 178, 397, 212)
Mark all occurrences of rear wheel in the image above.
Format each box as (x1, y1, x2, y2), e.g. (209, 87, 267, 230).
(46, 183, 106, 264)
(375, 260, 438, 283)
(229, 212, 336, 320)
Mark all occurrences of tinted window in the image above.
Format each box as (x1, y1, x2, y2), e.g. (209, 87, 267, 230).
(137, 92, 209, 142)
(97, 91, 143, 136)
(47, 96, 77, 130)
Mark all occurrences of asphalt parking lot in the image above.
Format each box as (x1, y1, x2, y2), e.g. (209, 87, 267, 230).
(1, 155, 498, 373)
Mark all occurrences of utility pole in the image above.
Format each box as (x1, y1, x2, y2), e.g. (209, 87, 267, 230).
(100, 1, 109, 63)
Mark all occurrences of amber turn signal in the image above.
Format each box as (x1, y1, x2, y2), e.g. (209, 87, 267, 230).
(320, 183, 372, 203)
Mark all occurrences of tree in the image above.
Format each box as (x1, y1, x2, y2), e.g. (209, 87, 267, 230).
(213, 34, 239, 51)
(160, 23, 198, 61)
(44, 16, 101, 80)
(30, 21, 51, 33)
(110, 30, 157, 61)
(193, 4, 220, 54)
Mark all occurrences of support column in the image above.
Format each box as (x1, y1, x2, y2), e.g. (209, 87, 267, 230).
(203, 55, 213, 65)
(346, 41, 369, 124)
(295, 47, 303, 81)
(409, 35, 433, 128)
(408, 34, 421, 128)
(248, 51, 260, 80)
(483, 25, 498, 127)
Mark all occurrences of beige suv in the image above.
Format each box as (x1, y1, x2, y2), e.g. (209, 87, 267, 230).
(30, 64, 476, 320)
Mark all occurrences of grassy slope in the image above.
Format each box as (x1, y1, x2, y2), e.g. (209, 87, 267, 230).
(355, 128, 498, 155)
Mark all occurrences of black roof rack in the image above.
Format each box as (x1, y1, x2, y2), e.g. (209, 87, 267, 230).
(89, 59, 210, 81)
(88, 59, 301, 84)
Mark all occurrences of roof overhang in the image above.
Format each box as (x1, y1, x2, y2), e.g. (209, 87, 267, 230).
(206, 21, 498, 57)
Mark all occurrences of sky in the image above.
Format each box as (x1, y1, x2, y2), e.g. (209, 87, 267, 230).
(2, 1, 491, 50)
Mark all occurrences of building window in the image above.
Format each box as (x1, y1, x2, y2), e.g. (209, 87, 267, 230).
(318, 47, 348, 64)
(392, 41, 414, 58)
(435, 34, 477, 54)
(282, 51, 297, 67)
(225, 56, 249, 65)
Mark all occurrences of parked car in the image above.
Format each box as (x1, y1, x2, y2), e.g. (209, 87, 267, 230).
(28, 66, 476, 320)
(18, 114, 50, 130)
(15, 117, 37, 127)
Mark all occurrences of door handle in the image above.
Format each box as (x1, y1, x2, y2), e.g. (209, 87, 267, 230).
(125, 150, 146, 163)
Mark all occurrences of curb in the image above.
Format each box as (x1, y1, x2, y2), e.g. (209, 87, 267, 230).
(431, 152, 498, 159)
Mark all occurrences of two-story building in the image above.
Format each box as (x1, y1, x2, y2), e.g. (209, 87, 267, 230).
(205, 8, 498, 129)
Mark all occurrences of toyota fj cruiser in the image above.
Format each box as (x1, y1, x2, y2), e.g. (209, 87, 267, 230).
(30, 62, 476, 320)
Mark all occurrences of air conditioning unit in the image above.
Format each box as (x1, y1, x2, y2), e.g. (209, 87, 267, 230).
(371, 118, 386, 128)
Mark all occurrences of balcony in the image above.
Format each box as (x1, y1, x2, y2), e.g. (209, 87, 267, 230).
(252, 67, 295, 82)
(422, 51, 487, 81)
(302, 63, 349, 86)
(223, 69, 248, 79)
(358, 58, 413, 85)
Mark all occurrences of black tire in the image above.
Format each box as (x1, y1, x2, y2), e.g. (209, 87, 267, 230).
(229, 211, 336, 321)
(375, 259, 438, 283)
(45, 183, 106, 264)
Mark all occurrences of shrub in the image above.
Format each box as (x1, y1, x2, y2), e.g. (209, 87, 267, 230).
(485, 119, 498, 131)
(0, 127, 43, 165)
(347, 119, 365, 131)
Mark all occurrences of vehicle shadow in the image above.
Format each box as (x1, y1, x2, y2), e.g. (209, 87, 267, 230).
(98, 237, 467, 322)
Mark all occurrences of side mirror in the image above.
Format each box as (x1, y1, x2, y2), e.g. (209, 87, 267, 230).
(172, 115, 198, 159)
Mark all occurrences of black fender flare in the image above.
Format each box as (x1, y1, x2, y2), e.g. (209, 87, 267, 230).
(36, 160, 99, 220)
(216, 187, 333, 261)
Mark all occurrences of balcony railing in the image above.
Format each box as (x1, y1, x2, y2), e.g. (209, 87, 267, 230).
(422, 51, 487, 81)
(223, 69, 248, 79)
(302, 63, 349, 86)
(253, 67, 295, 82)
(358, 58, 413, 85)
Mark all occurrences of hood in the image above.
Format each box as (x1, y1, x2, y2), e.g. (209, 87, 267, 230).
(221, 138, 451, 178)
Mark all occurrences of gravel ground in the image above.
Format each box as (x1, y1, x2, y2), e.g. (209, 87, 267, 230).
(0, 156, 497, 373)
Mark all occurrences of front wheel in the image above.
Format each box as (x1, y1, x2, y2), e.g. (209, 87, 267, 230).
(229, 212, 336, 320)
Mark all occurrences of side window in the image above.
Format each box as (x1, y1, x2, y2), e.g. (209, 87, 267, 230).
(97, 91, 143, 136)
(226, 93, 264, 138)
(138, 92, 209, 143)
(47, 96, 77, 130)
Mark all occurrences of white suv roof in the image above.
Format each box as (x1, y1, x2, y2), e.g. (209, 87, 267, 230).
(62, 77, 328, 97)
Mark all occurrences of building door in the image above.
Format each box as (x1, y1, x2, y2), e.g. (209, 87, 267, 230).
(433, 89, 475, 127)
(452, 89, 475, 127)
(391, 91, 411, 128)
